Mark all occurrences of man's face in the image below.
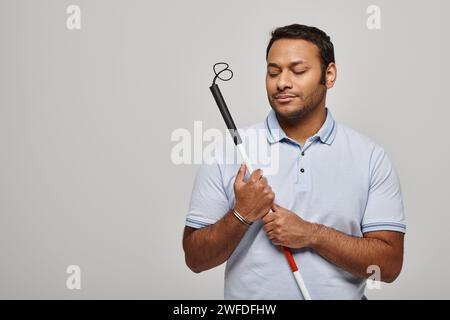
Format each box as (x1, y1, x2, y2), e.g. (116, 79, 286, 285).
(266, 39, 327, 122)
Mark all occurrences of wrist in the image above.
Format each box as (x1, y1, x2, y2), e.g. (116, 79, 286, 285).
(233, 202, 255, 223)
(232, 207, 253, 227)
(308, 223, 324, 249)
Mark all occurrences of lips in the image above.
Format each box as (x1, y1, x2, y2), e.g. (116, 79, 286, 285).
(274, 94, 297, 103)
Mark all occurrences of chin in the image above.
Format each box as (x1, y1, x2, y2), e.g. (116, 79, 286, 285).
(273, 103, 306, 119)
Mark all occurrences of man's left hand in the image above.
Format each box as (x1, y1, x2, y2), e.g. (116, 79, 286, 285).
(262, 203, 317, 249)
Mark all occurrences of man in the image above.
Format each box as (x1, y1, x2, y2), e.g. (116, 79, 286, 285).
(183, 24, 405, 299)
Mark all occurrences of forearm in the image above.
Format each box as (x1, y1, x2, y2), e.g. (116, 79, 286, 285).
(183, 210, 249, 273)
(310, 224, 402, 282)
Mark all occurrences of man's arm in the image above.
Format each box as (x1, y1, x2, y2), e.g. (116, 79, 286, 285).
(183, 210, 249, 273)
(183, 164, 275, 273)
(262, 204, 404, 283)
(311, 226, 404, 282)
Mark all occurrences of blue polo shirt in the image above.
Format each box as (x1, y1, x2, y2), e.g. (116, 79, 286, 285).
(185, 107, 406, 299)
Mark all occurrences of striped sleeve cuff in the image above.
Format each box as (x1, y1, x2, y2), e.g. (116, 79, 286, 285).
(361, 221, 406, 234)
(186, 215, 217, 229)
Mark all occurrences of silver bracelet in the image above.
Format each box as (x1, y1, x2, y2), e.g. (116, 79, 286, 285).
(232, 208, 253, 226)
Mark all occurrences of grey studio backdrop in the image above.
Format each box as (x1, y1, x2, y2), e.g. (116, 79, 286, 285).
(0, 0, 449, 299)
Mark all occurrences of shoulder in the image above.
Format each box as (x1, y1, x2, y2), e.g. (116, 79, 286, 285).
(335, 123, 392, 173)
(335, 122, 385, 154)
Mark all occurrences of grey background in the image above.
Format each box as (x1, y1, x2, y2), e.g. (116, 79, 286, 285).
(0, 0, 449, 299)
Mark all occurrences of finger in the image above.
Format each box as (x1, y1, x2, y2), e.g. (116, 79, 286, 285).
(249, 168, 263, 183)
(271, 203, 280, 212)
(234, 163, 246, 187)
(263, 221, 276, 233)
(262, 212, 276, 225)
(262, 186, 272, 198)
(267, 232, 278, 245)
(259, 176, 269, 187)
(261, 207, 272, 219)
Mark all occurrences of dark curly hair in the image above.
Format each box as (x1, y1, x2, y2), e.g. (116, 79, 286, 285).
(266, 24, 335, 84)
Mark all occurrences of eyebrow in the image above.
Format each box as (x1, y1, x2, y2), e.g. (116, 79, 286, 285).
(267, 60, 306, 68)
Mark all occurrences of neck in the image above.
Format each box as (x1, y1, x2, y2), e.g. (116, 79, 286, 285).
(276, 103, 327, 146)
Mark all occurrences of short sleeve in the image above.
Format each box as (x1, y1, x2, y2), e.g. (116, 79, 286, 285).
(185, 159, 230, 229)
(361, 146, 406, 234)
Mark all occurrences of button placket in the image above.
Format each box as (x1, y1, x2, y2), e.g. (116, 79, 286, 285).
(295, 144, 311, 191)
(299, 148, 305, 174)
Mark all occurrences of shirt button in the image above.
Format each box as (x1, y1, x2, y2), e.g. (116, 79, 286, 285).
(300, 168, 305, 173)
(301, 151, 305, 156)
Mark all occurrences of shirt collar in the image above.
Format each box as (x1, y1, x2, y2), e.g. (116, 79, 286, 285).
(265, 107, 337, 145)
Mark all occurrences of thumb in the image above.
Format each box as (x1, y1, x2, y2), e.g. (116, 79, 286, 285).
(234, 163, 246, 187)
(271, 203, 279, 212)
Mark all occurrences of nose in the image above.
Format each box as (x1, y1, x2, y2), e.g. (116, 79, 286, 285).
(276, 70, 292, 91)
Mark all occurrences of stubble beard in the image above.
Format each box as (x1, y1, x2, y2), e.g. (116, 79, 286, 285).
(269, 85, 327, 125)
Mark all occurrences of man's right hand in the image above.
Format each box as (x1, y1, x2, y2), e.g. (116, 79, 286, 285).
(233, 163, 275, 223)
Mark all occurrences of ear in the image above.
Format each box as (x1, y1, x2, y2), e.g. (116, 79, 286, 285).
(325, 63, 337, 89)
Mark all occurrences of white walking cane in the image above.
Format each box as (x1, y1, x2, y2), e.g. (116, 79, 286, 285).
(209, 62, 312, 300)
